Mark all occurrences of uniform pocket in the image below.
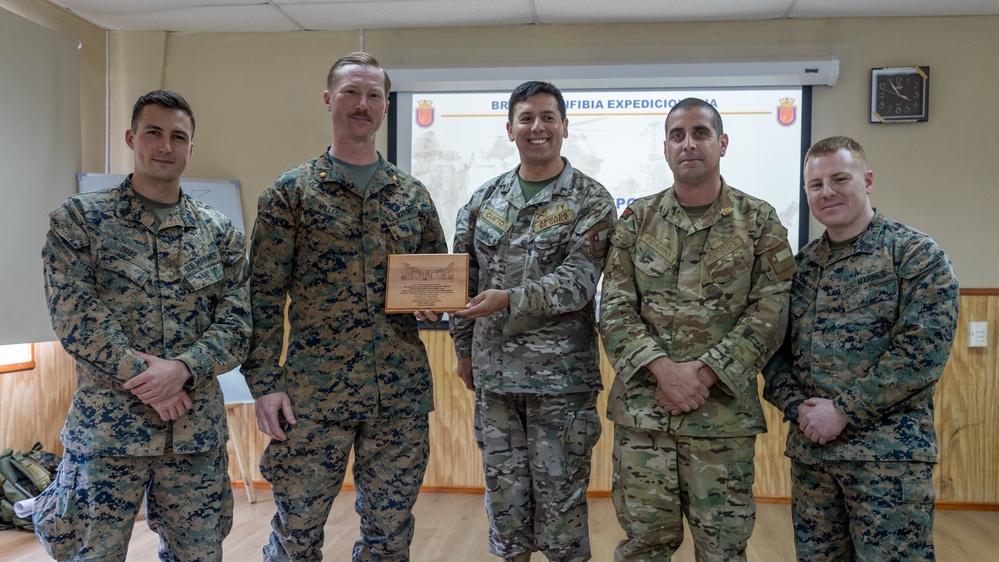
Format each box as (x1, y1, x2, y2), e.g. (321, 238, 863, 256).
(878, 472, 935, 560)
(790, 278, 817, 318)
(386, 215, 421, 239)
(843, 277, 898, 312)
(386, 214, 423, 254)
(33, 459, 83, 560)
(702, 242, 753, 285)
(633, 238, 674, 278)
(531, 225, 573, 274)
(474, 222, 504, 247)
(96, 250, 152, 288)
(301, 198, 359, 239)
(561, 397, 601, 469)
(184, 262, 224, 291)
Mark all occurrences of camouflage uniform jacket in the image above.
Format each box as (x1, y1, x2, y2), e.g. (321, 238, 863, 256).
(763, 212, 959, 463)
(243, 150, 447, 420)
(41, 177, 250, 456)
(599, 180, 794, 435)
(450, 159, 616, 394)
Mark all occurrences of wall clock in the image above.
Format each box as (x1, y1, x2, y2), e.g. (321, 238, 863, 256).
(871, 66, 929, 123)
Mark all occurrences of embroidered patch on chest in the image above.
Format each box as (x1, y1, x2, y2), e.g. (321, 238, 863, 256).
(102, 238, 140, 261)
(532, 203, 575, 234)
(638, 233, 676, 263)
(704, 237, 746, 265)
(180, 251, 221, 276)
(480, 207, 512, 233)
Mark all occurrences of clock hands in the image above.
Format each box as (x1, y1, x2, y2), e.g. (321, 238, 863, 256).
(886, 81, 911, 101)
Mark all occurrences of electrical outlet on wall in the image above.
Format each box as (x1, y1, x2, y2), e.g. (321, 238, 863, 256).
(968, 321, 989, 348)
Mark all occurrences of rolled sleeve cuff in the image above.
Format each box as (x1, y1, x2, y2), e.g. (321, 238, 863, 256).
(505, 287, 524, 318)
(832, 395, 867, 428)
(242, 367, 284, 399)
(619, 344, 667, 387)
(699, 354, 740, 398)
(116, 352, 148, 384)
(173, 352, 202, 390)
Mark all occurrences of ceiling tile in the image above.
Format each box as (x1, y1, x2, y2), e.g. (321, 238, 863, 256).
(790, 0, 999, 19)
(280, 1, 536, 31)
(42, 0, 999, 32)
(534, 0, 792, 24)
(54, 4, 301, 32)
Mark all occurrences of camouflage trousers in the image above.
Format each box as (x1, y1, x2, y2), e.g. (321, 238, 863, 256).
(33, 447, 232, 562)
(612, 425, 756, 562)
(791, 459, 935, 562)
(474, 390, 601, 562)
(260, 415, 430, 562)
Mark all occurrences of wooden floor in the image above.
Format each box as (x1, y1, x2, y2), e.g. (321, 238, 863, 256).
(4, 488, 998, 561)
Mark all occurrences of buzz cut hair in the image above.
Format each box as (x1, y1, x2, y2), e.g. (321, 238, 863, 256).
(665, 98, 724, 136)
(131, 90, 195, 136)
(507, 81, 567, 123)
(805, 136, 869, 169)
(326, 52, 391, 94)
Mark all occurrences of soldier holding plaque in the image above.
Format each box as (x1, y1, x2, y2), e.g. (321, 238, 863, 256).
(242, 52, 447, 561)
(424, 80, 615, 562)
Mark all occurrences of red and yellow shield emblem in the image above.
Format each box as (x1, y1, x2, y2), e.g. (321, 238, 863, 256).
(777, 98, 797, 127)
(416, 99, 435, 128)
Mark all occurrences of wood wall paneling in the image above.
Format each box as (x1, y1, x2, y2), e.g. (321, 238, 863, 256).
(3, 294, 996, 505)
(936, 294, 999, 503)
(0, 341, 74, 455)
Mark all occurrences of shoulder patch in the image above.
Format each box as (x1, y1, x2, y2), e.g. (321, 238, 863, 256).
(585, 219, 612, 258)
(765, 241, 797, 282)
(620, 207, 633, 220)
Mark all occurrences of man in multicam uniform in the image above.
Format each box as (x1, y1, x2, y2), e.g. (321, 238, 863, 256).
(35, 90, 250, 561)
(241, 52, 447, 561)
(763, 136, 959, 562)
(444, 81, 616, 562)
(598, 97, 795, 561)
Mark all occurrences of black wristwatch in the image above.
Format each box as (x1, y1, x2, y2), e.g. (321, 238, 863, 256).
(786, 399, 805, 423)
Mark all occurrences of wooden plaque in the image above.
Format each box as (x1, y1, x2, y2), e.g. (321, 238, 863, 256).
(385, 253, 469, 313)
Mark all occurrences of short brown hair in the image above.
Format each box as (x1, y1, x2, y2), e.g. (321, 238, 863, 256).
(131, 90, 195, 136)
(805, 136, 868, 169)
(326, 52, 391, 94)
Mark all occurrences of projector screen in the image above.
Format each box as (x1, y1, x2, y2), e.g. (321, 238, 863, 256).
(391, 87, 809, 252)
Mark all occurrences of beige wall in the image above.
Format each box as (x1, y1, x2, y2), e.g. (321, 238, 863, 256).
(0, 0, 106, 173)
(104, 16, 998, 287)
(108, 31, 362, 227)
(5, 7, 997, 286)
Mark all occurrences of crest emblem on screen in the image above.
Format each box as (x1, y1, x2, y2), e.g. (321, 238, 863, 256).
(777, 98, 797, 127)
(416, 99, 435, 128)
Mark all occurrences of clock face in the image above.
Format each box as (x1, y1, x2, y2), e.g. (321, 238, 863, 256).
(871, 67, 929, 123)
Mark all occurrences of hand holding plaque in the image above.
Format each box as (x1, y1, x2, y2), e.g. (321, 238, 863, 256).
(385, 253, 469, 314)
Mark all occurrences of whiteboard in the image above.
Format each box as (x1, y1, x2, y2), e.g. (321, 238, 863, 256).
(395, 87, 807, 252)
(77, 173, 245, 231)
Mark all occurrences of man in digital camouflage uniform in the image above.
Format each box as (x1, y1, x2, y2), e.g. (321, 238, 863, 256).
(35, 90, 250, 561)
(598, 97, 795, 561)
(763, 136, 959, 562)
(241, 52, 447, 561)
(443, 81, 615, 562)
